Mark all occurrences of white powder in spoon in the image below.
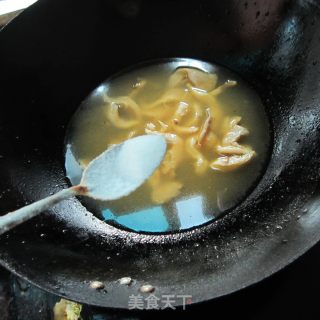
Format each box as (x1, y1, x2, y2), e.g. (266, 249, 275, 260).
(81, 135, 167, 201)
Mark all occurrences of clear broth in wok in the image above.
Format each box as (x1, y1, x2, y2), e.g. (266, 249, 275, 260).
(65, 60, 270, 232)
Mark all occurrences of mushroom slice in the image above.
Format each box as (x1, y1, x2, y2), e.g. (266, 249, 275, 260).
(210, 151, 256, 172)
(216, 144, 250, 155)
(222, 116, 249, 145)
(168, 67, 218, 91)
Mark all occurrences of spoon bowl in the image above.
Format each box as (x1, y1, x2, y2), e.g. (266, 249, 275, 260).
(81, 134, 167, 201)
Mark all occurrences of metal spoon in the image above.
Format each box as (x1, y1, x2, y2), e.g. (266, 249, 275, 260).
(0, 134, 167, 235)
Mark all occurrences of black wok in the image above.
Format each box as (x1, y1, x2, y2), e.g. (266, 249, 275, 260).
(0, 0, 320, 309)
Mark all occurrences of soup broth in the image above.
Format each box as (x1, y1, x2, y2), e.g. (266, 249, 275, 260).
(65, 59, 270, 232)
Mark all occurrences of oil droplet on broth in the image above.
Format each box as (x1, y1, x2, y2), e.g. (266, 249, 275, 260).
(65, 59, 270, 233)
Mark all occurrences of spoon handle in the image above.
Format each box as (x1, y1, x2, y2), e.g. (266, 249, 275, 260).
(0, 186, 81, 235)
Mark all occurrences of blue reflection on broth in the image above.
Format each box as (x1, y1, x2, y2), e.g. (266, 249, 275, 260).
(102, 206, 169, 232)
(176, 196, 213, 229)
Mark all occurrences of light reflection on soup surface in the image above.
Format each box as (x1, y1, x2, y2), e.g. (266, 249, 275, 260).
(65, 60, 270, 232)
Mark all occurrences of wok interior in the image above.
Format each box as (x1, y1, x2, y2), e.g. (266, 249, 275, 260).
(0, 0, 320, 308)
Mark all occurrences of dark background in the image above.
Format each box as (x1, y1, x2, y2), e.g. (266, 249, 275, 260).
(1, 241, 320, 320)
